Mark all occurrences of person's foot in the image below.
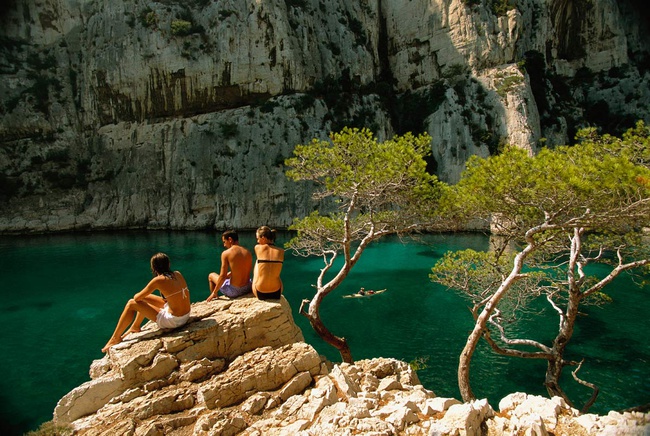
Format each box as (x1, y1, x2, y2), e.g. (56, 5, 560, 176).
(101, 337, 122, 353)
(121, 328, 141, 339)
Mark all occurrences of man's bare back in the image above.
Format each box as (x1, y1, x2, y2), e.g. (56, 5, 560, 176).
(223, 244, 252, 288)
(207, 230, 253, 300)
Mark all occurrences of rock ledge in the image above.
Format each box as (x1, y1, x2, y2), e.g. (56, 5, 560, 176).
(53, 296, 650, 435)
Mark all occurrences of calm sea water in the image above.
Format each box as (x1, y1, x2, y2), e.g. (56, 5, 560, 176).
(1, 231, 649, 435)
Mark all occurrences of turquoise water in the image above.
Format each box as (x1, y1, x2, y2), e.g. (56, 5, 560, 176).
(1, 231, 649, 434)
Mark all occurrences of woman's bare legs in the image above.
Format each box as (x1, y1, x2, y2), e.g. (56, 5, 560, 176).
(121, 311, 145, 338)
(121, 295, 165, 338)
(102, 296, 164, 352)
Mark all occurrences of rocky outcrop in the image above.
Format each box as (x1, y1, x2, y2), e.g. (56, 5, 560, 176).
(1, 0, 649, 232)
(54, 295, 304, 424)
(52, 295, 650, 435)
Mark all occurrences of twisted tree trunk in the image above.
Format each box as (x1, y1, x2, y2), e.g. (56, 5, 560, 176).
(300, 290, 353, 363)
(458, 238, 536, 401)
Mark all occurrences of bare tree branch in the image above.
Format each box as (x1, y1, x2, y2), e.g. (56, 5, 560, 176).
(571, 360, 600, 414)
(485, 310, 553, 357)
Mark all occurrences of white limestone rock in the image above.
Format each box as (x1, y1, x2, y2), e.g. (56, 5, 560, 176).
(47, 281, 650, 435)
(2, 0, 648, 233)
(432, 398, 494, 436)
(54, 295, 305, 425)
(329, 364, 361, 399)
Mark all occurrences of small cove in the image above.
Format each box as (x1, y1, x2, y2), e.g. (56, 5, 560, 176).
(1, 230, 649, 435)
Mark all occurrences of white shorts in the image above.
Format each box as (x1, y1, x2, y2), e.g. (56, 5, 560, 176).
(156, 304, 190, 329)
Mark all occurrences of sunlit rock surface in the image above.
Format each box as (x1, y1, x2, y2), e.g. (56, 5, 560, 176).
(53, 295, 650, 435)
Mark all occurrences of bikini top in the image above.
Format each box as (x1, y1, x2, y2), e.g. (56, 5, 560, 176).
(257, 259, 283, 264)
(163, 287, 189, 301)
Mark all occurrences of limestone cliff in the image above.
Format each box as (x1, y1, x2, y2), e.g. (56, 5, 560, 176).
(52, 296, 650, 435)
(0, 0, 649, 232)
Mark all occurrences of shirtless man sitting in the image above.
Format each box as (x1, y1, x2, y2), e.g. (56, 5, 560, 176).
(207, 230, 253, 301)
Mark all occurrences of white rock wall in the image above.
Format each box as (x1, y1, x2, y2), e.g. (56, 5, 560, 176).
(0, 0, 647, 232)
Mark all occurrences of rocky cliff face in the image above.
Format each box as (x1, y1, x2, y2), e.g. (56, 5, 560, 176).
(52, 296, 650, 435)
(1, 0, 649, 232)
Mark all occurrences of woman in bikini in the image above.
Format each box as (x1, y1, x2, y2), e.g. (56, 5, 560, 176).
(252, 226, 285, 300)
(101, 253, 191, 352)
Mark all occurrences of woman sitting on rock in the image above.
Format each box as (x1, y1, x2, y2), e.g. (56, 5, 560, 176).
(102, 253, 191, 352)
(252, 226, 285, 300)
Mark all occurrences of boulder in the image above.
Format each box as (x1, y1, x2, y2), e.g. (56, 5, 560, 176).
(52, 297, 650, 435)
(54, 295, 303, 424)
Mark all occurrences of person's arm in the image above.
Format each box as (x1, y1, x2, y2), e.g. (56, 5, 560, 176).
(208, 251, 231, 299)
(133, 276, 160, 301)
